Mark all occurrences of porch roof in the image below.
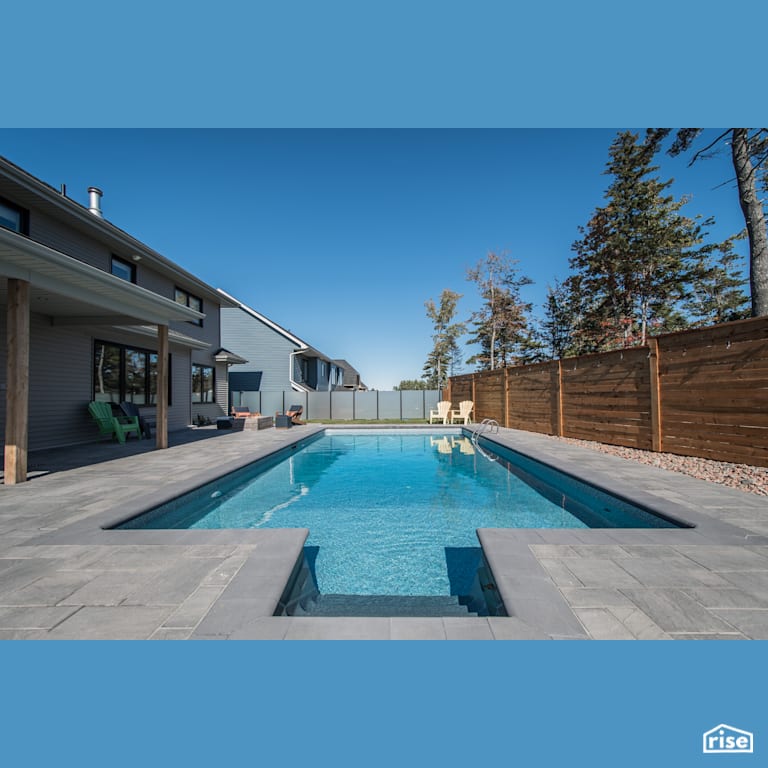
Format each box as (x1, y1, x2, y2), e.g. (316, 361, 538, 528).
(0, 227, 204, 326)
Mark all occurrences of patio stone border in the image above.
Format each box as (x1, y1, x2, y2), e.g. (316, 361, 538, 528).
(1, 423, 767, 639)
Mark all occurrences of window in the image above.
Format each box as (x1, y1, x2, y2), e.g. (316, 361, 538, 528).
(175, 288, 203, 326)
(93, 341, 171, 405)
(192, 364, 215, 403)
(0, 196, 29, 235)
(111, 255, 136, 283)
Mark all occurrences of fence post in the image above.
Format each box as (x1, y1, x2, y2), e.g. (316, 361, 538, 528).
(504, 368, 510, 428)
(551, 360, 564, 436)
(471, 374, 477, 418)
(648, 338, 663, 452)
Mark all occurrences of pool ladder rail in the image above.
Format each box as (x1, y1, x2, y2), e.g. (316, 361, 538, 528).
(471, 419, 500, 462)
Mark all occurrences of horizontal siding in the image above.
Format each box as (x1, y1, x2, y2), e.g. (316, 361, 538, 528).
(28, 208, 112, 271)
(221, 307, 297, 391)
(0, 316, 208, 451)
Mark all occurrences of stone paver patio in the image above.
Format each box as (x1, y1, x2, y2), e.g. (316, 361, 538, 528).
(1, 424, 767, 639)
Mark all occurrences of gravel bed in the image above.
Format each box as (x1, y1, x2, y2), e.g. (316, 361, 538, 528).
(545, 435, 768, 497)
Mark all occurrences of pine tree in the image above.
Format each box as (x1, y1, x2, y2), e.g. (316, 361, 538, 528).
(665, 128, 768, 317)
(466, 252, 535, 369)
(568, 130, 706, 352)
(685, 236, 750, 326)
(537, 280, 577, 359)
(422, 289, 465, 389)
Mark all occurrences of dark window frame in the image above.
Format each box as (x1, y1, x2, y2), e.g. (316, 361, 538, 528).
(111, 255, 137, 283)
(0, 195, 29, 235)
(192, 363, 216, 404)
(93, 339, 172, 407)
(174, 287, 203, 327)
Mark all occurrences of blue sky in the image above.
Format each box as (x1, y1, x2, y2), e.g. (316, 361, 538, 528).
(0, 129, 748, 389)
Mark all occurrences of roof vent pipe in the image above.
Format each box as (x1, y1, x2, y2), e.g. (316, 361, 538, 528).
(87, 187, 103, 218)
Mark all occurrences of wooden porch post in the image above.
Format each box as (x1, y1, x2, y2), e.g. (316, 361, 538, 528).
(156, 324, 169, 449)
(4, 279, 30, 484)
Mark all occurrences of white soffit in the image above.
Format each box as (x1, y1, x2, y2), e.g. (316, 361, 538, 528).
(0, 228, 205, 326)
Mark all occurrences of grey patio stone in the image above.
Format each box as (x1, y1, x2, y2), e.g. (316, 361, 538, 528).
(487, 616, 549, 640)
(441, 617, 495, 640)
(0, 629, 46, 639)
(674, 546, 768, 572)
(390, 617, 448, 640)
(0, 559, 60, 597)
(618, 545, 692, 560)
(0, 571, 95, 606)
(559, 558, 643, 588)
(197, 555, 249, 588)
(121, 558, 227, 607)
(606, 606, 671, 639)
(719, 570, 768, 597)
(506, 595, 588, 638)
(682, 587, 768, 610)
(0, 605, 80, 630)
(567, 545, 631, 559)
(162, 586, 225, 628)
(193, 597, 281, 638)
(615, 558, 729, 588)
(708, 610, 768, 639)
(228, 617, 293, 640)
(536, 558, 582, 587)
(59, 569, 157, 607)
(45, 606, 175, 639)
(573, 608, 635, 640)
(672, 633, 748, 640)
(149, 627, 194, 640)
(283, 617, 391, 640)
(618, 588, 736, 634)
(559, 587, 636, 609)
(528, 544, 580, 559)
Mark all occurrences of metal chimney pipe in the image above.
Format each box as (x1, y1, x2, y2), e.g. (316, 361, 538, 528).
(87, 186, 103, 218)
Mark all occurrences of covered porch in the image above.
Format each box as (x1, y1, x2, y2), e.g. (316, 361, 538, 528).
(1, 226, 204, 484)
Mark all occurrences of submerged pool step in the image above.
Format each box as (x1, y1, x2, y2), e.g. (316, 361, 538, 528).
(302, 594, 478, 618)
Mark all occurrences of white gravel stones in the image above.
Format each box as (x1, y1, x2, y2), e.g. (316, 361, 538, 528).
(546, 436, 768, 497)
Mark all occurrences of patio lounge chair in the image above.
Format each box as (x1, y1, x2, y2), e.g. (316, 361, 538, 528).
(120, 401, 155, 439)
(450, 400, 474, 425)
(286, 405, 304, 425)
(428, 400, 452, 424)
(88, 401, 142, 444)
(231, 405, 260, 418)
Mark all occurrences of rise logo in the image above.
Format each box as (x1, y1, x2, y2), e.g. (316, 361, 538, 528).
(703, 724, 754, 754)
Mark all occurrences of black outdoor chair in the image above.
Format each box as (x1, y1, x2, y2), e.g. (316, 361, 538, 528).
(120, 402, 155, 439)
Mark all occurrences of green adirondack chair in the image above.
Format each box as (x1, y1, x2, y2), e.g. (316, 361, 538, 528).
(88, 401, 142, 444)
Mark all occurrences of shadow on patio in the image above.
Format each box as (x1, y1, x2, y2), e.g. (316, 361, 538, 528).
(1, 427, 234, 482)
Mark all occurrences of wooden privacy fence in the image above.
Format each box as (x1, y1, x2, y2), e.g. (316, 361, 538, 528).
(446, 316, 768, 468)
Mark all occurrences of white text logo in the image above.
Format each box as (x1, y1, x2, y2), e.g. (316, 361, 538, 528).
(703, 724, 754, 754)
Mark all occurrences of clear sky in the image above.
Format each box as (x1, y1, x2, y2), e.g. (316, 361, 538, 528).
(0, 129, 748, 389)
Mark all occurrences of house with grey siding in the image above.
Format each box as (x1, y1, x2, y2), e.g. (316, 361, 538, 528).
(218, 289, 349, 401)
(332, 359, 367, 390)
(0, 155, 245, 482)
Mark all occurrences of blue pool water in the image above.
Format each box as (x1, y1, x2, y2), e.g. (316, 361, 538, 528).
(118, 429, 681, 595)
(119, 430, 674, 595)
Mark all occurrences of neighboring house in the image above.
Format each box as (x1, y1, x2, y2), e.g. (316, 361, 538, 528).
(218, 289, 350, 397)
(0, 155, 246, 482)
(332, 359, 367, 390)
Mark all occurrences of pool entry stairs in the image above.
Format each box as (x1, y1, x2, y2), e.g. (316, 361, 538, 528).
(295, 594, 479, 618)
(276, 550, 507, 618)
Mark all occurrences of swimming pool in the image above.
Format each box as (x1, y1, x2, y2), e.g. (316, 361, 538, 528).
(117, 428, 683, 600)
